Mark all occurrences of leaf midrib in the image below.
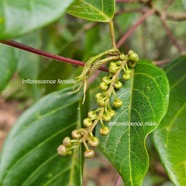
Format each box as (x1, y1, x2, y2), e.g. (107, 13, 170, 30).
(127, 69, 134, 185)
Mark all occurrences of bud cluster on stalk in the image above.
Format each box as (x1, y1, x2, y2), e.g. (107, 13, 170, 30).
(57, 50, 139, 158)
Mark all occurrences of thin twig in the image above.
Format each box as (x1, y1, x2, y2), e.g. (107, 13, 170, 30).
(0, 40, 108, 72)
(166, 13, 186, 21)
(159, 17, 184, 54)
(116, 8, 155, 48)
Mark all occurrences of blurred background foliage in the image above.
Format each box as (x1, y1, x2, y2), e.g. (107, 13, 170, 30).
(0, 0, 186, 185)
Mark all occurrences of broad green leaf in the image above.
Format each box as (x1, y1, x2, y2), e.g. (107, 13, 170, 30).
(0, 88, 84, 186)
(0, 1, 73, 39)
(153, 56, 186, 186)
(97, 61, 169, 186)
(67, 0, 115, 22)
(0, 44, 19, 92)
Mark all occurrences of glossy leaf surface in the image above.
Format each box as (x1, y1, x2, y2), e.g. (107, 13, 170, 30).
(0, 88, 83, 186)
(153, 56, 186, 186)
(98, 61, 170, 186)
(0, 1, 73, 39)
(67, 0, 115, 22)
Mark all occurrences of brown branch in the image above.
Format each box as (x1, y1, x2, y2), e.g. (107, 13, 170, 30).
(116, 8, 155, 48)
(166, 13, 186, 21)
(0, 40, 108, 72)
(159, 17, 185, 54)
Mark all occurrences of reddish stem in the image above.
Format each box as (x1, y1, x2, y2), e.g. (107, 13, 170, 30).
(116, 8, 155, 48)
(0, 40, 108, 72)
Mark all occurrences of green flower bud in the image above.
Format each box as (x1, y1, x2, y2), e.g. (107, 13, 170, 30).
(102, 76, 111, 84)
(102, 113, 112, 122)
(102, 91, 110, 97)
(84, 149, 95, 158)
(95, 93, 104, 99)
(130, 53, 139, 62)
(97, 98, 106, 107)
(88, 111, 97, 119)
(100, 82, 108, 91)
(116, 61, 122, 66)
(63, 137, 71, 147)
(108, 109, 115, 117)
(114, 81, 123, 89)
(109, 65, 118, 74)
(113, 99, 123, 108)
(128, 50, 134, 55)
(72, 130, 81, 139)
(123, 73, 131, 80)
(99, 126, 110, 136)
(83, 118, 92, 127)
(57, 145, 67, 156)
(88, 137, 99, 147)
(79, 128, 86, 134)
(120, 53, 126, 60)
(128, 61, 136, 68)
(109, 62, 117, 67)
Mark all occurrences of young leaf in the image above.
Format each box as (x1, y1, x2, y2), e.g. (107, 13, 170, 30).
(153, 56, 186, 186)
(67, 0, 115, 22)
(0, 44, 19, 92)
(0, 88, 83, 186)
(97, 61, 169, 186)
(0, 1, 73, 39)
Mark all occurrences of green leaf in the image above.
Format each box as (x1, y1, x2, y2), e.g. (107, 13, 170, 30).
(97, 61, 169, 186)
(0, 44, 19, 92)
(67, 0, 115, 22)
(0, 88, 83, 186)
(153, 56, 186, 186)
(0, 1, 73, 39)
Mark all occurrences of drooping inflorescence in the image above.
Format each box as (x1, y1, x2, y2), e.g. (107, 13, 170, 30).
(57, 50, 139, 158)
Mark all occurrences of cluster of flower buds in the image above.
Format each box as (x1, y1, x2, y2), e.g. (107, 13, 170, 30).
(57, 128, 100, 158)
(57, 50, 139, 158)
(57, 137, 74, 156)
